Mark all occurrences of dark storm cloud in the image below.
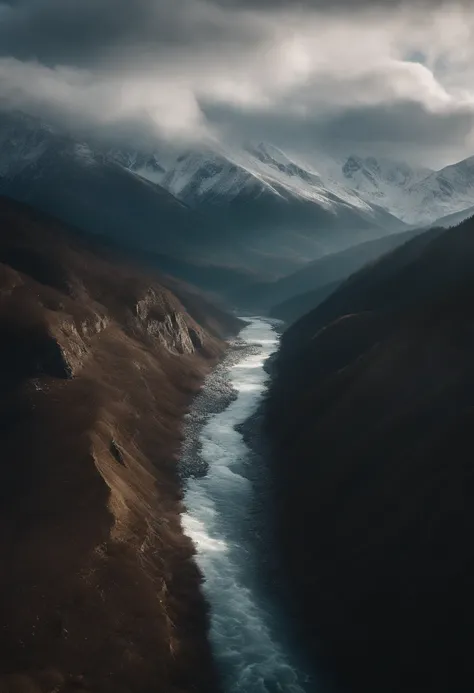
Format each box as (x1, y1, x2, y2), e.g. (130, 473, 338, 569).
(320, 101, 474, 146)
(203, 97, 474, 163)
(0, 0, 473, 164)
(0, 0, 261, 68)
(209, 0, 464, 10)
(0, 0, 460, 69)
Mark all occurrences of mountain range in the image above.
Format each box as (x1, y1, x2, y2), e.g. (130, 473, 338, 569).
(116, 139, 474, 230)
(0, 112, 406, 281)
(1, 110, 473, 299)
(338, 153, 474, 225)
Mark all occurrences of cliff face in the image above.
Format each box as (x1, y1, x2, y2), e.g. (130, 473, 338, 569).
(265, 216, 474, 693)
(0, 197, 242, 693)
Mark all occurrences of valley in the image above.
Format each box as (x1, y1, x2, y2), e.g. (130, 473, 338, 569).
(1, 104, 474, 693)
(3, 110, 474, 290)
(180, 318, 317, 693)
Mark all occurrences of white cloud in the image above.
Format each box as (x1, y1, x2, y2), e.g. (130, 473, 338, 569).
(0, 0, 473, 165)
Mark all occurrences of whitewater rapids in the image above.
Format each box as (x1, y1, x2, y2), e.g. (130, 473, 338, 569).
(180, 318, 313, 693)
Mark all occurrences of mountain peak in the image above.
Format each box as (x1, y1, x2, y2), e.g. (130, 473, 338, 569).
(342, 155, 364, 178)
(339, 151, 474, 224)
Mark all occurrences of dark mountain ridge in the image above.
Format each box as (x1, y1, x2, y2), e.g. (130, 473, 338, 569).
(260, 225, 428, 321)
(265, 214, 474, 693)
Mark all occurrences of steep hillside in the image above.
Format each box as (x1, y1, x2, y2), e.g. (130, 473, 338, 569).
(268, 280, 340, 324)
(0, 196, 242, 693)
(429, 204, 474, 229)
(265, 215, 474, 693)
(198, 183, 405, 275)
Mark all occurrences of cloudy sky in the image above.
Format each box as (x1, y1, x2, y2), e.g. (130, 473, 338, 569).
(0, 0, 473, 167)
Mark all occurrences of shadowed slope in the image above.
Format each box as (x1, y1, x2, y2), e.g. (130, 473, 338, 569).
(240, 225, 428, 317)
(265, 214, 474, 693)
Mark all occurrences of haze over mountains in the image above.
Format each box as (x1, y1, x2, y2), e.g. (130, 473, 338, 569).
(1, 110, 474, 297)
(0, 117, 373, 286)
(0, 112, 406, 277)
(266, 226, 432, 322)
(116, 136, 474, 230)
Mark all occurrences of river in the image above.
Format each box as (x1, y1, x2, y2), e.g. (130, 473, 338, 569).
(180, 317, 315, 693)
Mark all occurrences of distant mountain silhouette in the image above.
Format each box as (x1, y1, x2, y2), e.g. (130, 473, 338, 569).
(238, 226, 426, 317)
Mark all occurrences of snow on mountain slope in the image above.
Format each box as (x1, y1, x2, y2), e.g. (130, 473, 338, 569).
(342, 155, 431, 191)
(2, 109, 472, 232)
(119, 141, 392, 222)
(162, 150, 258, 203)
(122, 140, 472, 230)
(108, 149, 166, 182)
(109, 140, 412, 274)
(241, 143, 377, 212)
(335, 155, 433, 223)
(335, 153, 474, 225)
(408, 156, 474, 225)
(0, 112, 409, 281)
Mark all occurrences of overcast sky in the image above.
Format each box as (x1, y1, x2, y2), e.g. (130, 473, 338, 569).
(0, 0, 473, 167)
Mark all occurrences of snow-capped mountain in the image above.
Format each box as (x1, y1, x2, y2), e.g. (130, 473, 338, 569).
(2, 109, 473, 235)
(115, 140, 397, 221)
(119, 142, 474, 229)
(156, 149, 255, 203)
(111, 141, 410, 268)
(3, 108, 472, 281)
(342, 155, 431, 191)
(108, 149, 166, 180)
(335, 155, 433, 223)
(0, 111, 407, 279)
(408, 156, 474, 225)
(334, 153, 474, 225)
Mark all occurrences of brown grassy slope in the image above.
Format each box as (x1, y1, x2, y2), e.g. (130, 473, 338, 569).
(0, 197, 241, 693)
(265, 216, 474, 693)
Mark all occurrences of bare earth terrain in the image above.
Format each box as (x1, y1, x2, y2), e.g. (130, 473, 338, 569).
(0, 197, 241, 693)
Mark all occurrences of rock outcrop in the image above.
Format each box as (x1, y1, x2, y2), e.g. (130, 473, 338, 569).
(0, 197, 242, 693)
